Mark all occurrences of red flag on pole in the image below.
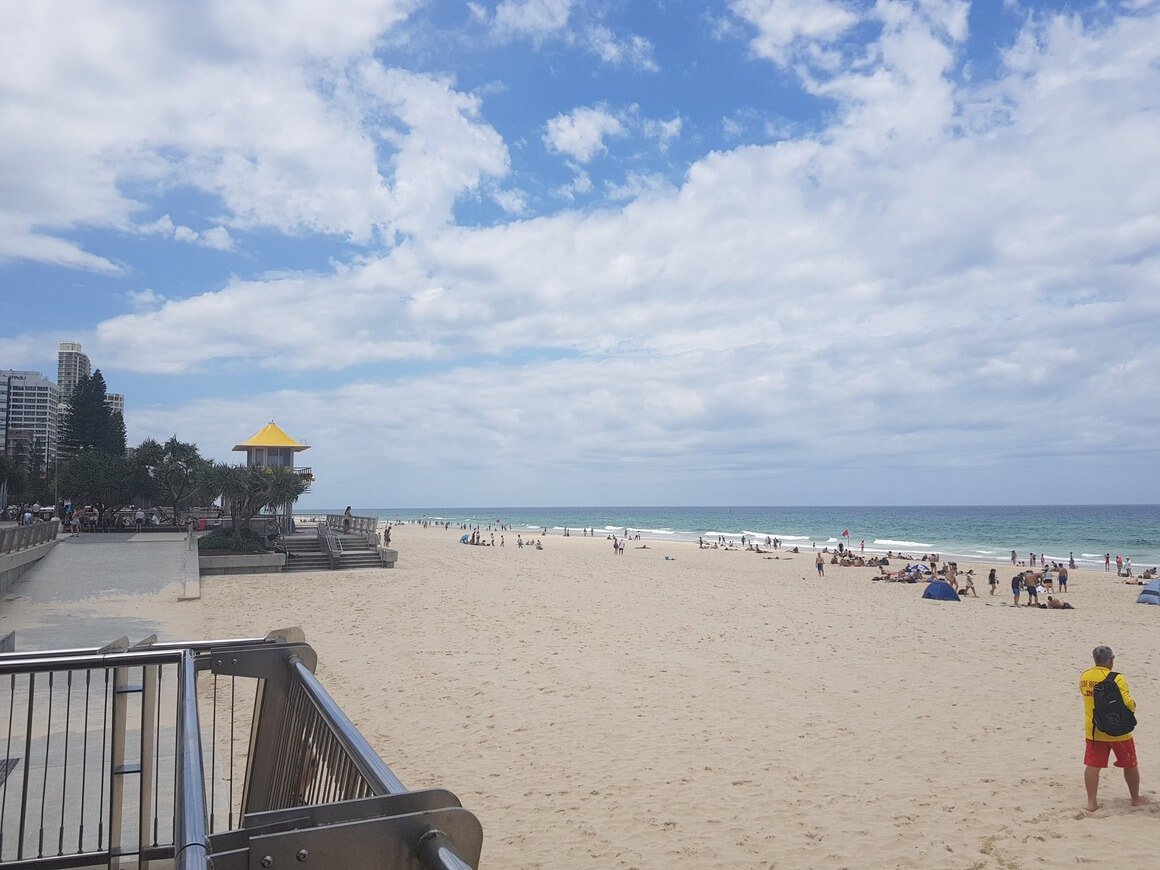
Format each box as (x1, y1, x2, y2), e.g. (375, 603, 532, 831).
(842, 529, 849, 537)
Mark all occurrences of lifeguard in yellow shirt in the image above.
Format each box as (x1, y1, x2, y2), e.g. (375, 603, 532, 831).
(1079, 645, 1149, 811)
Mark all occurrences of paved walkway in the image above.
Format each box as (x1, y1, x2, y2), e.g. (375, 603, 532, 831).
(0, 532, 199, 650)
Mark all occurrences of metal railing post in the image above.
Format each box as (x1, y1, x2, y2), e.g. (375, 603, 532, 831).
(174, 651, 209, 870)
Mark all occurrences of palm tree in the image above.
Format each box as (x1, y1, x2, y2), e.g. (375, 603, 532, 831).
(202, 463, 310, 550)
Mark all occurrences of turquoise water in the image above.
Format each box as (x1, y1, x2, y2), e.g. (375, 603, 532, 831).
(300, 505, 1160, 569)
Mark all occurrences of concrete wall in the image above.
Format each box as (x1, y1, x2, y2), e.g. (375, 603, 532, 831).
(0, 539, 60, 595)
(199, 553, 286, 576)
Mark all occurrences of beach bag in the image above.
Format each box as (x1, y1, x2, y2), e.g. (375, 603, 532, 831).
(1092, 672, 1136, 737)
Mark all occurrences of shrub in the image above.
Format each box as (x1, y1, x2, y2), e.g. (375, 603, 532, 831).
(198, 527, 268, 554)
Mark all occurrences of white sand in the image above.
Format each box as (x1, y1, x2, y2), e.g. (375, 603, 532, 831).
(201, 525, 1160, 868)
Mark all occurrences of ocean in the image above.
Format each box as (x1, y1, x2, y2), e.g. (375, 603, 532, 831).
(299, 505, 1160, 569)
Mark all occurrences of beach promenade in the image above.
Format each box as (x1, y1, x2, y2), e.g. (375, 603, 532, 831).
(0, 530, 199, 650)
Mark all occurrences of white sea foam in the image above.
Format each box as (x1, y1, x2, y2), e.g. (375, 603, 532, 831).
(874, 539, 933, 549)
(600, 525, 675, 536)
(742, 530, 811, 541)
(1081, 553, 1103, 558)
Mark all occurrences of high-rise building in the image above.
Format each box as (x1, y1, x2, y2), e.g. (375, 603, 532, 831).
(57, 341, 91, 403)
(105, 393, 125, 416)
(1, 370, 60, 467)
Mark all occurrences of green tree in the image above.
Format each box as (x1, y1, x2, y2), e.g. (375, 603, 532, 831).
(202, 463, 310, 550)
(0, 455, 27, 506)
(57, 451, 148, 520)
(59, 370, 125, 457)
(134, 436, 209, 523)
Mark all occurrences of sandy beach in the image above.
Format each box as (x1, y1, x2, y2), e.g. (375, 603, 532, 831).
(192, 524, 1159, 868)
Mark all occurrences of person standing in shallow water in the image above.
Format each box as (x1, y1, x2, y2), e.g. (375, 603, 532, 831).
(1080, 646, 1149, 812)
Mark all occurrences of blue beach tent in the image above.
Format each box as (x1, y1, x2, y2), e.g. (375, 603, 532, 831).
(922, 580, 960, 602)
(1136, 579, 1160, 605)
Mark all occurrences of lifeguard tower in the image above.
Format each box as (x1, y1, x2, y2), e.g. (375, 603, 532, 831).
(232, 421, 312, 475)
(232, 422, 313, 533)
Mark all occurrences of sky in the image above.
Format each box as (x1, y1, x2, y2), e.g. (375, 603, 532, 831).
(1, 0, 1158, 508)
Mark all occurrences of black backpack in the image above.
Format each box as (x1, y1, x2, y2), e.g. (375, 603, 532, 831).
(1092, 672, 1137, 737)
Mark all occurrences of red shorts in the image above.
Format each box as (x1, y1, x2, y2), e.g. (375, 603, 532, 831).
(1084, 738, 1137, 769)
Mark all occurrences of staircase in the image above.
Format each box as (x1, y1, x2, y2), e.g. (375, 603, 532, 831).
(281, 532, 390, 571)
(334, 533, 389, 570)
(282, 535, 332, 572)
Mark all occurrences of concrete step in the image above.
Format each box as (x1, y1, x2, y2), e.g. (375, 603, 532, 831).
(284, 555, 332, 572)
(336, 554, 387, 569)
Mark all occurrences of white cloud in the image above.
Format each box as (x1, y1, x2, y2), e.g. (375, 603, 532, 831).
(126, 289, 167, 313)
(586, 27, 659, 71)
(544, 106, 624, 162)
(642, 116, 682, 149)
(491, 0, 578, 39)
(5, 5, 1160, 501)
(605, 172, 673, 201)
(730, 0, 861, 65)
(199, 226, 234, 251)
(0, 0, 505, 270)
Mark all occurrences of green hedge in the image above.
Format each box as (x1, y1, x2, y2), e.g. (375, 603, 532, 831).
(197, 527, 269, 554)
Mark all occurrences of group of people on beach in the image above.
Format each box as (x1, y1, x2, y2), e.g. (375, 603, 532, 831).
(1009, 565, 1073, 608)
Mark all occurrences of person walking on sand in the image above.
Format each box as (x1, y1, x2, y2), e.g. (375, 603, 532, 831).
(988, 568, 998, 595)
(815, 552, 825, 577)
(1011, 572, 1023, 606)
(1058, 564, 1068, 592)
(1080, 646, 1149, 811)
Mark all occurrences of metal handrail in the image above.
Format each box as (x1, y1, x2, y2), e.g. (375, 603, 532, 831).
(325, 513, 378, 534)
(316, 524, 342, 567)
(287, 657, 474, 870)
(175, 651, 210, 870)
(0, 633, 483, 869)
(289, 657, 406, 795)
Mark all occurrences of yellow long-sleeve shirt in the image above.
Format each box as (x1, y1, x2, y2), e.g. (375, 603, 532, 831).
(1080, 666, 1136, 742)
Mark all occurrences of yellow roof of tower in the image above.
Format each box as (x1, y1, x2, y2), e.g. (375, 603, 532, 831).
(232, 422, 310, 452)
